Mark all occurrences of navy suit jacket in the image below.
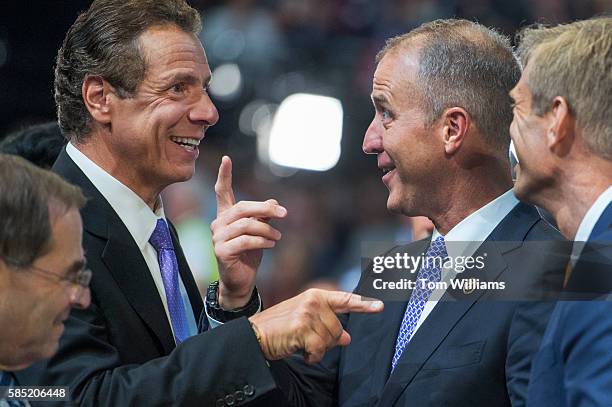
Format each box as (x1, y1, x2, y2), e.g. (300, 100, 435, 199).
(277, 203, 569, 407)
(527, 202, 612, 407)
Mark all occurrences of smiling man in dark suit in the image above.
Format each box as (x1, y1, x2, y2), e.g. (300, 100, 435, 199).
(509, 17, 612, 406)
(13, 0, 384, 405)
(259, 19, 569, 407)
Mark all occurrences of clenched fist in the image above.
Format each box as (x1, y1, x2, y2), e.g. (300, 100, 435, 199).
(249, 289, 384, 364)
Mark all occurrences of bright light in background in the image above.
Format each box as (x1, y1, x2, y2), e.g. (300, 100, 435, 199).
(268, 93, 343, 172)
(209, 63, 242, 102)
(239, 100, 276, 137)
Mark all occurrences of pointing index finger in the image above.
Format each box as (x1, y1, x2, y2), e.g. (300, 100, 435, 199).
(325, 291, 384, 314)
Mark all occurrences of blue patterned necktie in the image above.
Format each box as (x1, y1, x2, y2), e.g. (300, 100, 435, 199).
(1, 371, 28, 407)
(391, 236, 448, 372)
(149, 218, 190, 345)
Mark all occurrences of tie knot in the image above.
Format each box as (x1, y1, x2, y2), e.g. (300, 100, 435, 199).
(427, 235, 448, 259)
(149, 218, 173, 251)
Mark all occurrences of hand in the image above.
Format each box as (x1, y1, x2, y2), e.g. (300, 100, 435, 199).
(249, 289, 384, 363)
(212, 156, 287, 309)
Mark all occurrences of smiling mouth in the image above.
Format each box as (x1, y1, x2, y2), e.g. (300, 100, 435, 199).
(170, 136, 201, 151)
(380, 165, 396, 176)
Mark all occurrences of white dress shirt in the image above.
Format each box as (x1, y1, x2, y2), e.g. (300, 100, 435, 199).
(66, 143, 198, 339)
(570, 185, 612, 267)
(412, 189, 519, 335)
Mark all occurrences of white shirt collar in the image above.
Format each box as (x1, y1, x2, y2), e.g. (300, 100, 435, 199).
(570, 185, 612, 266)
(573, 185, 612, 242)
(431, 189, 519, 259)
(66, 142, 165, 250)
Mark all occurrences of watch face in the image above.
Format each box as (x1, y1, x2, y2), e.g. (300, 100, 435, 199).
(206, 281, 220, 305)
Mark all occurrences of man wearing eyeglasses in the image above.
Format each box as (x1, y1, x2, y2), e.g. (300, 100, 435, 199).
(0, 154, 90, 404)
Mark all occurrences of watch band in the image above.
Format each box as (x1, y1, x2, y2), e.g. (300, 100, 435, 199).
(205, 280, 261, 322)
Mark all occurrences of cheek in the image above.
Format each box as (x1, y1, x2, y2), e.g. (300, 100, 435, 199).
(156, 101, 189, 129)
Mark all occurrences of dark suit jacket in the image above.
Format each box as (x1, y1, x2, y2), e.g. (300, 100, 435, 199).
(15, 149, 280, 406)
(275, 202, 568, 407)
(527, 202, 612, 407)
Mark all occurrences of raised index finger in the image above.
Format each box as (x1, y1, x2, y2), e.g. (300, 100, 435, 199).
(215, 156, 236, 215)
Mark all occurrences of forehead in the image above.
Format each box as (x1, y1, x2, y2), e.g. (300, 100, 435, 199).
(510, 66, 533, 100)
(40, 207, 83, 271)
(137, 25, 209, 80)
(372, 48, 421, 101)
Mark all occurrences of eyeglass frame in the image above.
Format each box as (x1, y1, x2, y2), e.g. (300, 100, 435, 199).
(2, 256, 92, 301)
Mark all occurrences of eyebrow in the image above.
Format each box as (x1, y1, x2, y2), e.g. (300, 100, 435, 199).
(371, 94, 390, 110)
(168, 72, 211, 88)
(65, 259, 86, 276)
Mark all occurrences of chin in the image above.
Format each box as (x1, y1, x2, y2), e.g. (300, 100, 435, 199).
(512, 178, 537, 205)
(168, 168, 196, 184)
(39, 333, 61, 360)
(386, 194, 403, 214)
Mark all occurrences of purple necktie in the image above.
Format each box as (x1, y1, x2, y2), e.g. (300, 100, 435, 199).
(149, 218, 190, 345)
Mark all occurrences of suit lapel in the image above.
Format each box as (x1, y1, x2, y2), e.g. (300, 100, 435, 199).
(102, 219, 176, 354)
(376, 202, 539, 406)
(54, 149, 176, 354)
(378, 242, 508, 406)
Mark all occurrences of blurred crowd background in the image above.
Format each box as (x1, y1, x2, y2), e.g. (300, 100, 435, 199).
(0, 0, 610, 306)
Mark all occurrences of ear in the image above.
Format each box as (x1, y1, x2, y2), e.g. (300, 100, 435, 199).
(547, 96, 575, 156)
(82, 75, 113, 125)
(442, 107, 469, 155)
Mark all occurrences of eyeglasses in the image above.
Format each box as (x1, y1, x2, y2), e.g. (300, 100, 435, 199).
(29, 264, 92, 302)
(4, 257, 92, 302)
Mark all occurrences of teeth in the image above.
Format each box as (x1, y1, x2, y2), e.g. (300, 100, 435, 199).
(170, 136, 200, 146)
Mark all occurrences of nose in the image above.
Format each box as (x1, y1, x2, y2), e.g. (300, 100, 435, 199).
(70, 287, 91, 309)
(189, 92, 219, 127)
(363, 117, 383, 155)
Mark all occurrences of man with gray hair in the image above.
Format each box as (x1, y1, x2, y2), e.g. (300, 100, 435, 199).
(0, 154, 90, 403)
(509, 17, 612, 406)
(264, 18, 568, 407)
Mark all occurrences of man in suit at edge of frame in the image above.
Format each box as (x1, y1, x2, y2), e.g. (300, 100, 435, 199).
(508, 17, 612, 407)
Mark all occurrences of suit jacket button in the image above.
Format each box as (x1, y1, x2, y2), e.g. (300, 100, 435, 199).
(225, 394, 236, 406)
(243, 384, 255, 396)
(216, 399, 225, 407)
(235, 390, 245, 401)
